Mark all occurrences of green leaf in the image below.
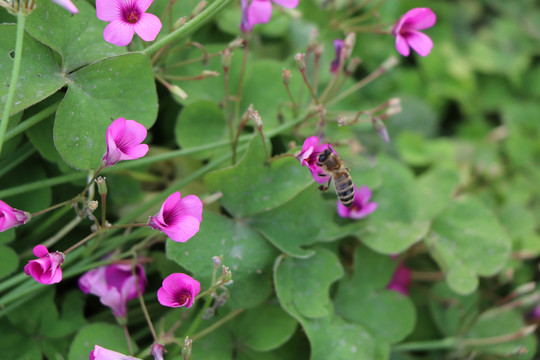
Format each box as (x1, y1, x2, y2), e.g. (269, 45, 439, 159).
(231, 304, 298, 351)
(426, 197, 512, 294)
(359, 156, 430, 254)
(54, 53, 158, 169)
(428, 282, 478, 337)
(274, 249, 343, 319)
(274, 251, 375, 360)
(175, 100, 227, 159)
(0, 245, 18, 279)
(192, 326, 234, 360)
(205, 136, 313, 217)
(0, 318, 41, 360)
(39, 291, 87, 338)
(68, 323, 136, 360)
(335, 246, 416, 343)
(416, 167, 459, 221)
(0, 25, 65, 116)
(25, 0, 125, 72)
(3, 163, 52, 212)
(464, 308, 536, 359)
(247, 186, 328, 258)
(166, 212, 279, 309)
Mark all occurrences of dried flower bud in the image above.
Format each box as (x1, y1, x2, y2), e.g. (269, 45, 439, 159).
(344, 32, 356, 57)
(295, 53, 306, 71)
(170, 85, 188, 100)
(282, 68, 292, 85)
(215, 291, 229, 308)
(191, 0, 207, 18)
(372, 117, 390, 143)
(202, 307, 215, 320)
(345, 57, 361, 76)
(228, 38, 244, 49)
(381, 56, 399, 71)
(250, 110, 263, 129)
(212, 256, 222, 268)
(388, 97, 401, 107)
(221, 265, 232, 283)
(337, 115, 346, 127)
(96, 176, 107, 196)
(173, 16, 187, 30)
(222, 48, 232, 70)
(201, 70, 219, 78)
(314, 44, 324, 57)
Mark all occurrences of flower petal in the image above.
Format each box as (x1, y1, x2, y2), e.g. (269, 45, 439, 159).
(404, 30, 433, 57)
(33, 244, 49, 258)
(50, 0, 79, 14)
(248, 0, 272, 25)
(96, 0, 121, 21)
(177, 195, 203, 222)
(356, 185, 372, 205)
(402, 8, 436, 30)
(162, 216, 201, 242)
(272, 0, 299, 8)
(133, 13, 162, 42)
(394, 34, 410, 57)
(103, 20, 136, 47)
(135, 0, 155, 12)
(349, 202, 378, 219)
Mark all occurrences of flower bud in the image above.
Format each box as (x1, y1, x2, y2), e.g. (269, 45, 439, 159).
(344, 32, 356, 57)
(151, 343, 166, 360)
(182, 337, 192, 359)
(222, 48, 232, 70)
(250, 110, 263, 130)
(202, 307, 215, 320)
(381, 56, 399, 71)
(212, 256, 222, 269)
(221, 265, 232, 283)
(282, 68, 292, 85)
(191, 0, 207, 18)
(201, 70, 219, 78)
(345, 57, 361, 76)
(88, 200, 99, 212)
(228, 38, 244, 49)
(372, 117, 390, 143)
(215, 291, 229, 308)
(173, 16, 187, 30)
(295, 53, 306, 71)
(170, 85, 188, 100)
(96, 176, 107, 196)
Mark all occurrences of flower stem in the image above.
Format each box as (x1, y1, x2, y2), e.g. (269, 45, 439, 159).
(191, 309, 243, 341)
(392, 337, 457, 352)
(184, 296, 213, 336)
(30, 199, 75, 217)
(143, 0, 232, 57)
(0, 10, 26, 156)
(63, 232, 100, 255)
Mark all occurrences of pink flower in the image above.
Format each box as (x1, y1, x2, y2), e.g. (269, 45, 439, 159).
(150, 344, 165, 360)
(296, 136, 334, 184)
(79, 263, 146, 318)
(51, 0, 78, 13)
(96, 0, 162, 47)
(24, 245, 64, 285)
(148, 192, 203, 243)
(330, 39, 344, 73)
(337, 185, 377, 219)
(0, 200, 29, 232)
(245, 0, 299, 27)
(386, 263, 412, 296)
(392, 8, 436, 57)
(89, 345, 141, 360)
(157, 273, 201, 308)
(101, 118, 149, 167)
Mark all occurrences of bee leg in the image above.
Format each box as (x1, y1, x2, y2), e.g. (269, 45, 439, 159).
(318, 178, 331, 192)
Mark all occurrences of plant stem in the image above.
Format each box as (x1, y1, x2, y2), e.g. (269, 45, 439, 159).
(191, 309, 243, 341)
(0, 142, 35, 178)
(63, 232, 99, 255)
(3, 102, 58, 142)
(392, 337, 457, 352)
(0, 10, 26, 155)
(184, 296, 213, 337)
(143, 0, 232, 56)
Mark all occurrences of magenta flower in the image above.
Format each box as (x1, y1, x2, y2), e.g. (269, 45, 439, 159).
(330, 39, 344, 73)
(386, 263, 412, 296)
(96, 0, 162, 47)
(392, 7, 436, 57)
(0, 200, 29, 232)
(79, 263, 146, 318)
(101, 118, 149, 167)
(337, 185, 377, 219)
(245, 0, 299, 27)
(51, 0, 78, 13)
(157, 273, 201, 308)
(89, 345, 141, 360)
(150, 344, 165, 360)
(24, 245, 64, 285)
(148, 192, 203, 243)
(296, 136, 334, 184)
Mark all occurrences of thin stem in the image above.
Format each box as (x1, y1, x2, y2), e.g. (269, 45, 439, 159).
(299, 68, 320, 105)
(0, 11, 26, 155)
(184, 296, 213, 336)
(101, 193, 107, 228)
(460, 325, 537, 347)
(191, 309, 243, 341)
(143, 0, 232, 56)
(3, 102, 58, 141)
(38, 215, 83, 252)
(123, 324, 134, 355)
(326, 56, 398, 107)
(223, 66, 235, 160)
(134, 258, 158, 342)
(30, 199, 74, 217)
(284, 82, 298, 118)
(392, 337, 457, 352)
(165, 52, 222, 69)
(63, 232, 99, 255)
(234, 39, 249, 123)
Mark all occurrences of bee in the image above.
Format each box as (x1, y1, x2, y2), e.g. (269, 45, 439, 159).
(316, 148, 355, 207)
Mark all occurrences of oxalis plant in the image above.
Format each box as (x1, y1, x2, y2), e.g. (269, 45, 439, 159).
(0, 0, 539, 359)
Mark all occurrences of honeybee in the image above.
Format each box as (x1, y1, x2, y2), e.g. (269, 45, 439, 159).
(316, 148, 354, 207)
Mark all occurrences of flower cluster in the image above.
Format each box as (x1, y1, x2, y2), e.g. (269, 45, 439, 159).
(79, 262, 147, 319)
(297, 137, 377, 219)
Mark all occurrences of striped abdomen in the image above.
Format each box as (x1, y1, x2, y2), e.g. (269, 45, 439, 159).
(333, 171, 354, 207)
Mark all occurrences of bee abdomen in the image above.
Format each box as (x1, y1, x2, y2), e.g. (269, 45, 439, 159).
(334, 173, 354, 207)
